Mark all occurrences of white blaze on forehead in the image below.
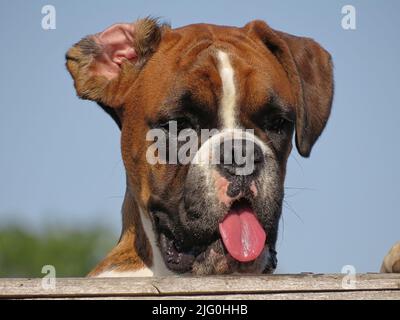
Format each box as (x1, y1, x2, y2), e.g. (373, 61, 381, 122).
(217, 51, 237, 129)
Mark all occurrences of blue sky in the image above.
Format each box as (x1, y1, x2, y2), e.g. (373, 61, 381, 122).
(0, 0, 399, 273)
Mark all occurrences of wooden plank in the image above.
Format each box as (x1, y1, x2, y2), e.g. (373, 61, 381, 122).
(1, 274, 400, 299)
(0, 277, 159, 298)
(151, 273, 400, 295)
(26, 290, 400, 300)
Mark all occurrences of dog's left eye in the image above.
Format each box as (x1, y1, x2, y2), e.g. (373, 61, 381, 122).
(264, 117, 291, 135)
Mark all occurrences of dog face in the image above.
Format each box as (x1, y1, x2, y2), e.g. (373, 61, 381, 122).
(66, 18, 333, 275)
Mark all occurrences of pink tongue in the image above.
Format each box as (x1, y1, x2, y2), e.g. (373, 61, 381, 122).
(219, 207, 267, 262)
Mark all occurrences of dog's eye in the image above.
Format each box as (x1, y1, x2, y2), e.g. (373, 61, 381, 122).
(159, 117, 194, 133)
(177, 117, 195, 132)
(264, 117, 291, 135)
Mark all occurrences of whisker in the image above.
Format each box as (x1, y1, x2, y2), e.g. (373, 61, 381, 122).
(284, 186, 316, 198)
(280, 214, 285, 243)
(285, 191, 303, 199)
(289, 153, 304, 172)
(283, 199, 304, 223)
(285, 186, 315, 191)
(106, 195, 124, 199)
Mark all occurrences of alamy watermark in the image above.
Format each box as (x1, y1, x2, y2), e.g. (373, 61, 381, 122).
(41, 265, 56, 290)
(341, 264, 357, 289)
(40, 5, 357, 33)
(146, 124, 258, 176)
(341, 5, 356, 30)
(41, 5, 56, 30)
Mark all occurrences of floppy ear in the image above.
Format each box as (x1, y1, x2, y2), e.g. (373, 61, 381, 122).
(245, 20, 334, 157)
(65, 18, 163, 128)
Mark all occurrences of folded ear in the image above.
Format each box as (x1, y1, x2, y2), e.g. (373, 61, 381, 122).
(245, 20, 334, 157)
(276, 31, 334, 157)
(66, 18, 163, 126)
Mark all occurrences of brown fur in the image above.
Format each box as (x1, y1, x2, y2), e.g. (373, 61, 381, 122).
(244, 20, 333, 157)
(88, 188, 152, 276)
(66, 18, 166, 275)
(133, 17, 166, 63)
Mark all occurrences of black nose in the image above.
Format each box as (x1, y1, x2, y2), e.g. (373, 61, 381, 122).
(218, 139, 264, 176)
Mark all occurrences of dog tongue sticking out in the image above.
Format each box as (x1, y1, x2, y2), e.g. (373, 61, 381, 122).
(219, 204, 266, 262)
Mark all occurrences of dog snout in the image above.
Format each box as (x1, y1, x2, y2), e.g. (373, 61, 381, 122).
(218, 139, 264, 177)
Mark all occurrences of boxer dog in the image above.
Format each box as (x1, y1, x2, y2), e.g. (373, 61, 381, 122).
(66, 17, 400, 277)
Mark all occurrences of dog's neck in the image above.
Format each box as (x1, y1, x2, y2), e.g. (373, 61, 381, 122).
(89, 188, 173, 277)
(137, 206, 174, 276)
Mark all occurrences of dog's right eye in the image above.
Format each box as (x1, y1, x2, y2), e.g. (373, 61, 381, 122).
(159, 117, 195, 133)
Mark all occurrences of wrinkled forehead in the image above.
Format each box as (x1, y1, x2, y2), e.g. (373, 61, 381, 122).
(142, 24, 296, 127)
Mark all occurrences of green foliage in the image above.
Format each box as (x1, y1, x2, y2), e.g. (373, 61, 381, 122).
(0, 225, 117, 277)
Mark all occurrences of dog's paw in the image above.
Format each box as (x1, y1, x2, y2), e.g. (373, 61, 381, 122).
(381, 242, 400, 273)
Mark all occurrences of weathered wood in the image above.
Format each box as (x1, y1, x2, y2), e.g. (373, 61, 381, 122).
(24, 291, 400, 300)
(1, 274, 399, 300)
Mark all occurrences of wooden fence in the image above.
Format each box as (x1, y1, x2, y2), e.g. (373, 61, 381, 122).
(1, 273, 400, 300)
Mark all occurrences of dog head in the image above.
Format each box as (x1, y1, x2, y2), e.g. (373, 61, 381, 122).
(66, 18, 333, 275)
